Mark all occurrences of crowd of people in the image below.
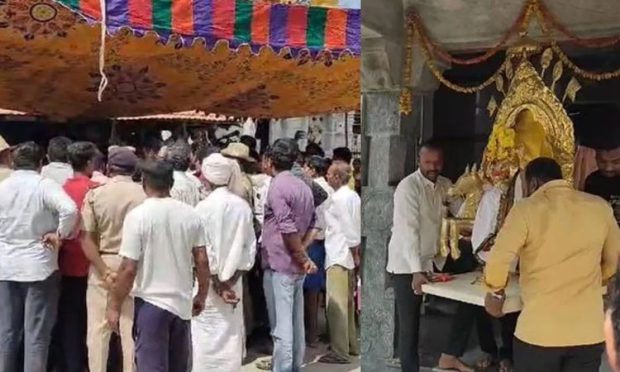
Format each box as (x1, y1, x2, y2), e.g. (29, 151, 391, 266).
(0, 132, 362, 372)
(388, 139, 620, 372)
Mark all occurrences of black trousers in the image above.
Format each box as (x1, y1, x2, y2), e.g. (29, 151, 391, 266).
(513, 338, 603, 372)
(393, 274, 424, 372)
(439, 242, 520, 360)
(50, 276, 88, 372)
(393, 243, 479, 372)
(444, 303, 518, 360)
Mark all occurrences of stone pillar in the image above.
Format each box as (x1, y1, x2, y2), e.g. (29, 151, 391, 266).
(360, 36, 442, 371)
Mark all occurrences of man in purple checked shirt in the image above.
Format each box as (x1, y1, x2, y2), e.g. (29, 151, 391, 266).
(260, 138, 318, 372)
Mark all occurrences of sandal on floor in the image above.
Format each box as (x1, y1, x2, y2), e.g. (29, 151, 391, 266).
(255, 359, 272, 371)
(319, 352, 351, 364)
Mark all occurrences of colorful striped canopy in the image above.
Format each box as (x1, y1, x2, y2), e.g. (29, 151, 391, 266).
(58, 0, 361, 57)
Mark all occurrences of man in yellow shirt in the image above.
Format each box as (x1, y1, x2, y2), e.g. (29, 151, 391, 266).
(484, 157, 620, 372)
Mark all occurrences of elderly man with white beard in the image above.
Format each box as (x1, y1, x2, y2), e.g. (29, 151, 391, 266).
(192, 153, 257, 372)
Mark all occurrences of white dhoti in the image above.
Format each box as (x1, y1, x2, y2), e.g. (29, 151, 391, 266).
(192, 281, 244, 372)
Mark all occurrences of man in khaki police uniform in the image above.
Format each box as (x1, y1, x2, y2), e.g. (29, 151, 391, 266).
(80, 146, 146, 372)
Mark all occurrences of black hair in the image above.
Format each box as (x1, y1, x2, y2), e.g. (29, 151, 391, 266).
(250, 149, 260, 162)
(142, 136, 162, 155)
(332, 147, 352, 163)
(268, 138, 298, 172)
(47, 136, 72, 163)
(13, 142, 44, 171)
(168, 157, 191, 172)
(165, 143, 192, 171)
(305, 142, 325, 158)
(94, 152, 106, 171)
(192, 145, 215, 166)
(306, 155, 330, 177)
(419, 139, 443, 155)
(67, 142, 98, 172)
(240, 135, 257, 151)
(524, 157, 563, 184)
(140, 160, 174, 192)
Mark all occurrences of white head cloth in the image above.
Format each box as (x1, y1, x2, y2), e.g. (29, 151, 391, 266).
(202, 153, 244, 196)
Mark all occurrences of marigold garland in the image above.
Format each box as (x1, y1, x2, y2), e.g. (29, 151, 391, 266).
(422, 52, 505, 95)
(551, 43, 620, 81)
(536, 1, 620, 49)
(399, 0, 620, 113)
(535, 6, 620, 81)
(485, 124, 517, 165)
(418, 26, 507, 94)
(411, 4, 531, 66)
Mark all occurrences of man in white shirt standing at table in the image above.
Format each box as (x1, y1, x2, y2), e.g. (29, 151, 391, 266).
(0, 142, 78, 372)
(41, 136, 74, 185)
(386, 141, 458, 372)
(319, 160, 361, 364)
(106, 160, 210, 372)
(192, 153, 257, 371)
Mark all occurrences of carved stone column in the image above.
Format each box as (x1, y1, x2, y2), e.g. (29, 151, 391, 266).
(360, 37, 442, 371)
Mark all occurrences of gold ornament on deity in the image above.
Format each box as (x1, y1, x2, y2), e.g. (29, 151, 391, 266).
(440, 163, 484, 260)
(439, 58, 575, 262)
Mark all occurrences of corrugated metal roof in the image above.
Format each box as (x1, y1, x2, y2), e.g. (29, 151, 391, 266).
(116, 110, 239, 122)
(0, 109, 29, 116)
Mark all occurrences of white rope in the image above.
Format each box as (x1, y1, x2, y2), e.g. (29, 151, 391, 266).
(97, 0, 108, 102)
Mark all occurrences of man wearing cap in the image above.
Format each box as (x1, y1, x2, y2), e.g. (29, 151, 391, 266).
(192, 153, 257, 371)
(80, 146, 146, 372)
(0, 134, 12, 182)
(0, 142, 78, 372)
(221, 142, 256, 208)
(221, 141, 259, 341)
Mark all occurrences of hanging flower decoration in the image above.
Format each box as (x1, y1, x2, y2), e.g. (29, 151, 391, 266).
(399, 0, 620, 113)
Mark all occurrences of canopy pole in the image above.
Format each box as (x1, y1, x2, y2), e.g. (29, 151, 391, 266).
(97, 0, 109, 102)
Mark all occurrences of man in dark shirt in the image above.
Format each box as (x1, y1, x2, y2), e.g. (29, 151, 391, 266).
(585, 145, 620, 225)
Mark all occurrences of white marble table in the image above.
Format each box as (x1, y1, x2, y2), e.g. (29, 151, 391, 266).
(421, 271, 523, 313)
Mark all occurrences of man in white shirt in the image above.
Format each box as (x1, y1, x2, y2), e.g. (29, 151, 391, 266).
(192, 153, 257, 371)
(386, 142, 458, 372)
(0, 142, 78, 372)
(41, 136, 74, 185)
(463, 169, 522, 371)
(320, 161, 361, 364)
(106, 160, 210, 372)
(166, 141, 204, 206)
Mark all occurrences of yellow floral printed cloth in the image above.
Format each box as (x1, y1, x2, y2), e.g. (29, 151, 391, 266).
(0, 0, 360, 119)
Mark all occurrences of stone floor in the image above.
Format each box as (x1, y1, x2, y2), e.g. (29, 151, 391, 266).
(241, 300, 360, 372)
(415, 298, 612, 372)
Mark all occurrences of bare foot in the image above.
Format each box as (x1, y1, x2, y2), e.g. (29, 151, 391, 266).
(499, 359, 514, 372)
(437, 354, 475, 372)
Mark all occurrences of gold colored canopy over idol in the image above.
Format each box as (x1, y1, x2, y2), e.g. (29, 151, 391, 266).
(440, 34, 576, 261)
